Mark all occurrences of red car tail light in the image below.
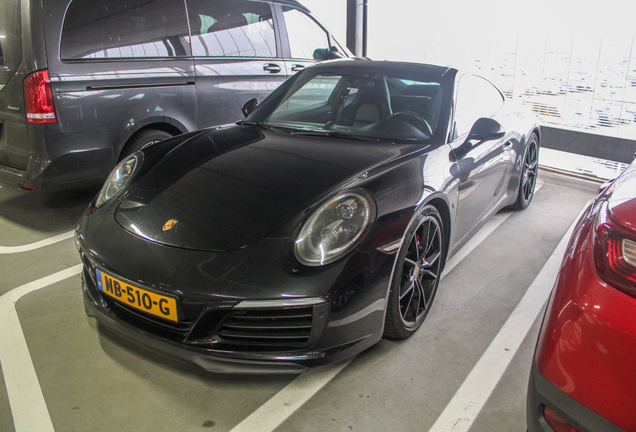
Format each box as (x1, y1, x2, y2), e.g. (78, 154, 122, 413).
(543, 405, 580, 432)
(23, 69, 58, 124)
(594, 209, 636, 298)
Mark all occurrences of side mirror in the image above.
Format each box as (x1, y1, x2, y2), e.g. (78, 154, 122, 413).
(466, 118, 505, 142)
(328, 46, 344, 60)
(241, 98, 259, 118)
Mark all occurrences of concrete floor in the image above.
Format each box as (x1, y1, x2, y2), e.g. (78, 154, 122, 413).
(0, 169, 601, 432)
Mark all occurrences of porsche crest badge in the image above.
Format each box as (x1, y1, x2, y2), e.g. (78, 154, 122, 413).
(162, 219, 178, 232)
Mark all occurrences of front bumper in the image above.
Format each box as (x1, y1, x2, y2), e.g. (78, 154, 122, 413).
(80, 250, 388, 373)
(83, 287, 314, 374)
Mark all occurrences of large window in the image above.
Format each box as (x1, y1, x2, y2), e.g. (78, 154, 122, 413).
(61, 0, 190, 59)
(187, 0, 276, 58)
(367, 0, 636, 140)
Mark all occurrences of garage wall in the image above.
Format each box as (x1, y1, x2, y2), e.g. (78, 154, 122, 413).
(542, 126, 636, 164)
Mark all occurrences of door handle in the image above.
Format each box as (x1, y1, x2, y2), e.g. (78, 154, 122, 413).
(291, 64, 305, 73)
(263, 63, 281, 74)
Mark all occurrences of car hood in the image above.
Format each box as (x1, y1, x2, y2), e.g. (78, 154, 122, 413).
(115, 125, 417, 252)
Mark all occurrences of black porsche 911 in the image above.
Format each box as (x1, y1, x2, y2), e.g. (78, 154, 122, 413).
(75, 59, 539, 373)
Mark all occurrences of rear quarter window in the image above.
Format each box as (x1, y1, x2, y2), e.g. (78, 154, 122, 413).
(60, 0, 190, 60)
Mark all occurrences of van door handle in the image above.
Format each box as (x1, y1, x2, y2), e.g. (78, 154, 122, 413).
(263, 63, 282, 74)
(291, 64, 305, 72)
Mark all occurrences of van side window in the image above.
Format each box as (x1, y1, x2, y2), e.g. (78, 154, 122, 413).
(187, 0, 276, 58)
(60, 0, 190, 59)
(282, 8, 330, 60)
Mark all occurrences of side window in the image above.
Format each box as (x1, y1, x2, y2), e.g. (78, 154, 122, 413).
(454, 75, 504, 138)
(187, 0, 276, 58)
(60, 0, 190, 59)
(282, 8, 330, 60)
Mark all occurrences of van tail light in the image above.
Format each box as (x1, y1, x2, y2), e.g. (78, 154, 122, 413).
(543, 405, 580, 432)
(24, 70, 57, 124)
(594, 210, 636, 298)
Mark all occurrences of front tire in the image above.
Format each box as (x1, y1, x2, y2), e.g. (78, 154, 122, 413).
(384, 205, 445, 339)
(513, 133, 539, 210)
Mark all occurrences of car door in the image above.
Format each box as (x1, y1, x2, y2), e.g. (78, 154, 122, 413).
(448, 74, 513, 246)
(186, 0, 287, 129)
(275, 5, 347, 77)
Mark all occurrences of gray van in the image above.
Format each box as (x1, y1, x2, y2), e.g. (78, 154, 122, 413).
(0, 0, 348, 192)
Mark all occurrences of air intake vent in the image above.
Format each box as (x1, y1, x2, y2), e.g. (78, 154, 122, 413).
(213, 300, 329, 350)
(218, 307, 313, 346)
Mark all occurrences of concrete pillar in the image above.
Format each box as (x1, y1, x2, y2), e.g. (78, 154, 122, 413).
(346, 0, 367, 57)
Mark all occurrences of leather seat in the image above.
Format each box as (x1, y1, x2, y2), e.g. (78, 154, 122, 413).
(338, 77, 392, 127)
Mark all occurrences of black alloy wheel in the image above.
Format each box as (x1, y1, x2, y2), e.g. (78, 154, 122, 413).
(513, 133, 539, 210)
(384, 205, 444, 339)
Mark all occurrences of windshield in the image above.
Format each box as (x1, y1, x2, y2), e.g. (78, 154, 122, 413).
(0, 0, 21, 88)
(249, 70, 446, 142)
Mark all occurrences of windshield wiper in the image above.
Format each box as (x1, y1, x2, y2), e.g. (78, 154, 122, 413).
(291, 130, 381, 142)
(237, 121, 296, 134)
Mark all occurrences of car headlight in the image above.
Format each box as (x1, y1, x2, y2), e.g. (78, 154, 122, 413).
(95, 153, 142, 208)
(295, 191, 373, 266)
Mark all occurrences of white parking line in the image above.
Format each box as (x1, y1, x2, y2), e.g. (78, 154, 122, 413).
(428, 202, 590, 432)
(0, 231, 75, 254)
(230, 359, 353, 432)
(0, 265, 82, 432)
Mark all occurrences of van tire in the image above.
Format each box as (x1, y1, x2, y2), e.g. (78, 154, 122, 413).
(119, 129, 172, 161)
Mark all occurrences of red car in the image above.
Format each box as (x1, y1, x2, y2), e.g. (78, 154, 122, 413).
(527, 159, 636, 432)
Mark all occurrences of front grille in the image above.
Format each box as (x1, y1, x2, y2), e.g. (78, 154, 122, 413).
(202, 300, 330, 351)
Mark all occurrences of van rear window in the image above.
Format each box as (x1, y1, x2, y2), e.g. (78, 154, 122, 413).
(0, 0, 21, 86)
(60, 0, 190, 60)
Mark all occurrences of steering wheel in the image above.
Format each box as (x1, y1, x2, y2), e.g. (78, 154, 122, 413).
(387, 111, 433, 137)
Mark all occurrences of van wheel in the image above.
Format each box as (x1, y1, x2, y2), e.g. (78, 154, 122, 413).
(119, 129, 172, 161)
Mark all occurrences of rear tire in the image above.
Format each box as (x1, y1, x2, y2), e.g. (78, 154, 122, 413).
(119, 129, 172, 161)
(384, 205, 445, 339)
(513, 133, 539, 210)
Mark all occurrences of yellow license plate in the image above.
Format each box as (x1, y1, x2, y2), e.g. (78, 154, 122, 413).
(95, 268, 179, 322)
